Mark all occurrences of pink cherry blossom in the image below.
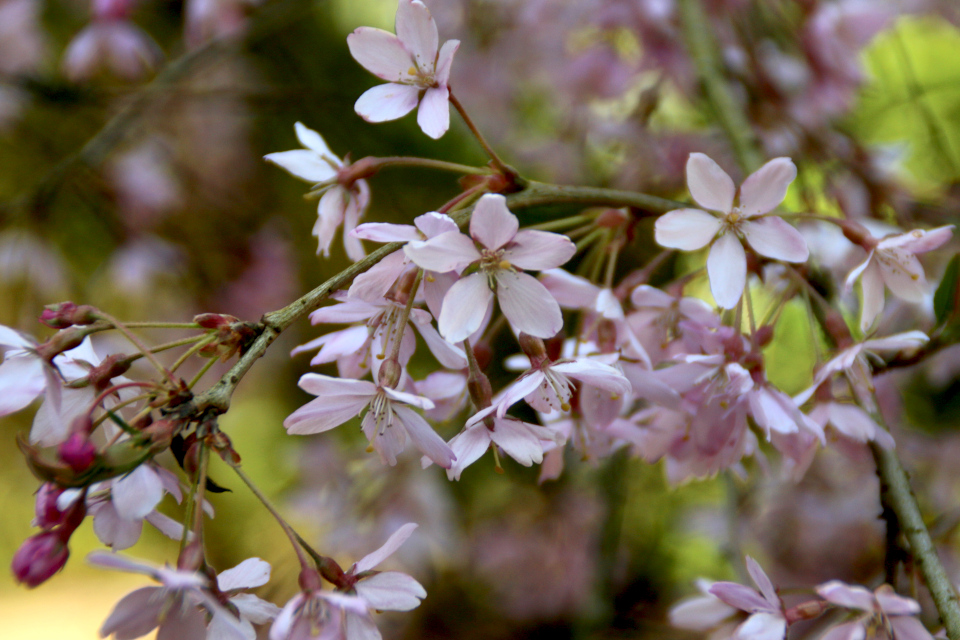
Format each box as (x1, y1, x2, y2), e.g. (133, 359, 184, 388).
(654, 153, 809, 309)
(669, 579, 738, 633)
(264, 122, 370, 261)
(404, 194, 576, 342)
(844, 225, 953, 331)
(444, 405, 561, 480)
(347, 0, 460, 139)
(709, 556, 788, 640)
(62, 20, 162, 82)
(211, 558, 282, 639)
(816, 581, 933, 640)
(283, 372, 456, 468)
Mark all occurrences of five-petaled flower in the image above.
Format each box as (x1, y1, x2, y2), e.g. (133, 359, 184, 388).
(347, 0, 460, 139)
(404, 193, 576, 343)
(264, 122, 370, 261)
(655, 153, 809, 309)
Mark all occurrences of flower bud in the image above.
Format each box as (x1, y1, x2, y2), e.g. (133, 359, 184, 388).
(194, 313, 239, 330)
(11, 531, 70, 588)
(298, 568, 323, 592)
(58, 432, 98, 473)
(39, 302, 99, 329)
(34, 483, 67, 529)
(35, 328, 87, 363)
(377, 357, 403, 389)
(518, 333, 548, 367)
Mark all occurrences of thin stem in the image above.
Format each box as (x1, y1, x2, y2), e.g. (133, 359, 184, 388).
(364, 156, 491, 176)
(528, 213, 599, 232)
(119, 322, 203, 329)
(232, 464, 312, 570)
(745, 285, 758, 338)
(168, 335, 218, 374)
(604, 240, 622, 289)
(385, 269, 424, 365)
(448, 91, 515, 178)
(871, 441, 960, 638)
(95, 310, 174, 384)
(187, 356, 220, 389)
(678, 0, 762, 173)
(190, 442, 211, 545)
(149, 334, 209, 354)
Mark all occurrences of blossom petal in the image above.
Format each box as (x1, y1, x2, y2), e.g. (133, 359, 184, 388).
(263, 150, 337, 183)
(438, 273, 493, 343)
(231, 593, 281, 625)
(687, 153, 735, 213)
(0, 354, 45, 416)
(858, 259, 885, 332)
(417, 86, 450, 139)
(879, 225, 953, 254)
(889, 617, 934, 640)
(552, 359, 631, 395)
(293, 122, 335, 158)
(816, 581, 875, 611)
(414, 211, 458, 237)
(92, 502, 143, 550)
(355, 571, 426, 611)
(395, 0, 438, 73)
(355, 83, 421, 123)
(435, 39, 459, 85)
(496, 271, 563, 338)
(113, 465, 164, 521)
(505, 230, 577, 270)
(345, 612, 381, 640)
(347, 27, 415, 83)
(394, 405, 456, 468)
(218, 558, 271, 591)
(404, 230, 479, 272)
(654, 209, 723, 250)
(542, 268, 601, 308)
(100, 586, 163, 639)
(876, 249, 926, 302)
(470, 194, 518, 250)
(355, 522, 418, 573)
(745, 557, 779, 607)
(707, 232, 747, 309)
(283, 394, 371, 435)
(742, 217, 808, 262)
(446, 424, 492, 480)
(710, 582, 771, 612)
(821, 621, 867, 640)
(732, 612, 786, 640)
(669, 595, 737, 631)
(352, 222, 420, 243)
(739, 157, 796, 216)
(490, 418, 543, 466)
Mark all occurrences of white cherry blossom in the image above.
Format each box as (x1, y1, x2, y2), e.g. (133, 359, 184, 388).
(347, 0, 460, 139)
(264, 122, 370, 261)
(654, 153, 809, 309)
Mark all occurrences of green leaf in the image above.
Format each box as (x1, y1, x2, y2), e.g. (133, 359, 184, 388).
(934, 253, 960, 325)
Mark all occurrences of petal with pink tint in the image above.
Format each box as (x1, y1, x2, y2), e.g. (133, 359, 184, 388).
(821, 621, 867, 640)
(709, 582, 770, 612)
(439, 273, 493, 343)
(263, 150, 337, 183)
(876, 249, 926, 302)
(654, 209, 722, 250)
(506, 230, 576, 270)
(0, 354, 45, 416)
(745, 557, 779, 607)
(355, 523, 417, 573)
(218, 558, 271, 591)
(874, 585, 920, 616)
(707, 232, 747, 309)
(417, 85, 450, 139)
(541, 269, 600, 308)
(414, 211, 457, 237)
(294, 122, 334, 157)
(348, 252, 408, 302)
(446, 424, 492, 480)
(879, 225, 953, 254)
(858, 259, 885, 332)
(395, 0, 438, 72)
(314, 187, 348, 257)
(99, 586, 163, 639)
(496, 371, 546, 417)
(113, 464, 163, 520)
(733, 612, 786, 640)
(496, 271, 564, 338)
(741, 216, 809, 262)
(687, 153, 735, 213)
(552, 359, 631, 395)
(470, 194, 518, 250)
(404, 230, 479, 273)
(352, 222, 420, 243)
(395, 406, 456, 468)
(284, 394, 372, 435)
(889, 617, 934, 640)
(347, 28, 414, 82)
(816, 580, 875, 611)
(298, 374, 376, 397)
(92, 502, 143, 550)
(355, 572, 426, 611)
(739, 158, 797, 216)
(490, 419, 543, 466)
(669, 594, 736, 631)
(630, 284, 674, 309)
(435, 39, 460, 85)
(355, 83, 421, 123)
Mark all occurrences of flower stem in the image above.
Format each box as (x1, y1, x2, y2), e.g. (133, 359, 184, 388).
(677, 0, 762, 174)
(231, 464, 312, 570)
(367, 156, 491, 175)
(871, 441, 960, 638)
(449, 91, 516, 180)
(168, 335, 218, 375)
(384, 269, 424, 366)
(94, 309, 175, 385)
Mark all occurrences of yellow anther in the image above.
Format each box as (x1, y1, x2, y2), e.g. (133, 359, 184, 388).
(408, 66, 418, 76)
(561, 402, 571, 412)
(498, 260, 512, 270)
(366, 445, 375, 453)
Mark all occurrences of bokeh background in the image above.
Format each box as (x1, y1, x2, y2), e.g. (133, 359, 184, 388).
(3, 0, 960, 638)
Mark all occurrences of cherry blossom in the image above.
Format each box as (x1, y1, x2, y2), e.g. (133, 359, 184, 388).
(844, 225, 953, 331)
(0, 325, 58, 418)
(709, 556, 788, 640)
(669, 579, 738, 634)
(654, 153, 809, 308)
(89, 552, 250, 640)
(347, 0, 460, 139)
(210, 558, 282, 640)
(264, 122, 370, 261)
(816, 581, 933, 640)
(404, 194, 576, 342)
(283, 372, 456, 468)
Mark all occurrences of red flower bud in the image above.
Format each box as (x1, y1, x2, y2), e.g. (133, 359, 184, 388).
(58, 432, 98, 473)
(34, 483, 67, 529)
(11, 531, 70, 588)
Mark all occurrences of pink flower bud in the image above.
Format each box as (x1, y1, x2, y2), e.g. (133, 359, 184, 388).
(34, 483, 67, 528)
(11, 531, 70, 588)
(39, 302, 99, 329)
(58, 432, 98, 472)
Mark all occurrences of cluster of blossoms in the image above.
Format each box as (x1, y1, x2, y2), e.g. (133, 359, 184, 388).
(5, 1, 960, 640)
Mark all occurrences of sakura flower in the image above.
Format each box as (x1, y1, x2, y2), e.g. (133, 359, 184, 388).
(654, 153, 809, 309)
(709, 556, 788, 640)
(89, 552, 249, 640)
(844, 225, 953, 331)
(808, 402, 896, 450)
(62, 20, 162, 82)
(0, 325, 57, 418)
(209, 558, 282, 640)
(404, 194, 576, 342)
(793, 330, 929, 411)
(272, 524, 426, 640)
(816, 581, 933, 640)
(669, 579, 738, 634)
(347, 0, 460, 139)
(444, 405, 561, 480)
(264, 122, 370, 261)
(283, 372, 456, 468)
